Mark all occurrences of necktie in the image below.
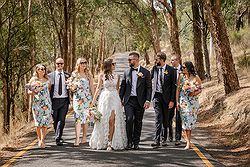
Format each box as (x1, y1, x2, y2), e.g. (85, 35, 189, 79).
(58, 72, 62, 95)
(159, 67, 163, 84)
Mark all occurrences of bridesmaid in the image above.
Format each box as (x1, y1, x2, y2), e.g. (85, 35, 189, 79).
(68, 58, 94, 146)
(176, 61, 202, 150)
(28, 64, 52, 148)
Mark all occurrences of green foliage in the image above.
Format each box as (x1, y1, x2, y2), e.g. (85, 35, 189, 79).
(237, 55, 250, 69)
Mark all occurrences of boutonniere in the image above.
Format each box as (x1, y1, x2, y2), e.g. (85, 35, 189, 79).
(65, 73, 70, 78)
(164, 70, 169, 75)
(137, 72, 144, 78)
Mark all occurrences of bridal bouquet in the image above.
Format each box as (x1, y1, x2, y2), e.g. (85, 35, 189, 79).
(87, 107, 102, 123)
(182, 80, 200, 95)
(66, 72, 81, 92)
(26, 81, 43, 94)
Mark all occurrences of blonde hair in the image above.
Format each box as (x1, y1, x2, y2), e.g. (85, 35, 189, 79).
(32, 64, 48, 79)
(74, 58, 92, 80)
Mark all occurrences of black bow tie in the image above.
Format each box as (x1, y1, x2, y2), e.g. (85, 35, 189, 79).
(131, 68, 138, 71)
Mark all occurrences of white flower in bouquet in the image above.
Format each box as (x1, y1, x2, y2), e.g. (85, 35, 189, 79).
(88, 107, 102, 123)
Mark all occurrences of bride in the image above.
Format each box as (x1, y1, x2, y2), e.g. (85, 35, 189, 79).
(89, 58, 127, 150)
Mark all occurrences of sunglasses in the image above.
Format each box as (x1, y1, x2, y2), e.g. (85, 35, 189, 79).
(112, 62, 116, 65)
(38, 68, 45, 71)
(128, 58, 137, 62)
(56, 63, 64, 65)
(80, 61, 87, 65)
(182, 66, 186, 69)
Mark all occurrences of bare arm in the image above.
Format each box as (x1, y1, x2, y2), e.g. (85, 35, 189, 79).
(89, 75, 95, 97)
(176, 75, 181, 108)
(116, 74, 120, 91)
(92, 74, 103, 105)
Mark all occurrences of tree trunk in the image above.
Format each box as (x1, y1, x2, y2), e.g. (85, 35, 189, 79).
(199, 0, 211, 80)
(144, 49, 150, 65)
(3, 78, 10, 134)
(71, 2, 76, 72)
(95, 23, 105, 74)
(162, 9, 181, 56)
(204, 0, 240, 94)
(202, 32, 211, 79)
(63, 0, 69, 71)
(191, 0, 205, 80)
(150, 0, 161, 53)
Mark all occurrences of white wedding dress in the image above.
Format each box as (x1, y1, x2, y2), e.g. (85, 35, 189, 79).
(89, 74, 127, 150)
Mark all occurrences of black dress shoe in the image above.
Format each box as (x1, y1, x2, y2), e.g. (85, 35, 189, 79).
(56, 141, 63, 146)
(161, 140, 168, 146)
(151, 142, 160, 147)
(125, 143, 133, 150)
(133, 144, 139, 150)
(56, 139, 63, 146)
(169, 138, 173, 142)
(175, 140, 181, 146)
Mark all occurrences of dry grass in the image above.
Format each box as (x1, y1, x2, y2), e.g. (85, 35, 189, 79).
(198, 70, 250, 166)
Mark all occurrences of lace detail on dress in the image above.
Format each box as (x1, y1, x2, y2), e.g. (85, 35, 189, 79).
(102, 74, 118, 91)
(89, 73, 127, 150)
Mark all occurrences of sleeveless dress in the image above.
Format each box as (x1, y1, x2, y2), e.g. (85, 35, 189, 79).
(178, 74, 200, 130)
(89, 74, 127, 150)
(32, 80, 52, 127)
(70, 72, 92, 124)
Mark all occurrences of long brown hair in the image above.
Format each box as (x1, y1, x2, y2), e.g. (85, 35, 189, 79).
(103, 59, 114, 80)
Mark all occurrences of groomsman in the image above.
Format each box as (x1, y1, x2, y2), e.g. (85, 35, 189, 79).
(151, 52, 176, 147)
(170, 55, 182, 145)
(119, 52, 152, 150)
(48, 58, 70, 146)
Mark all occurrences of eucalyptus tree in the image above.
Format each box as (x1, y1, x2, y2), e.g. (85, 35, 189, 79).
(0, 0, 34, 133)
(204, 0, 240, 94)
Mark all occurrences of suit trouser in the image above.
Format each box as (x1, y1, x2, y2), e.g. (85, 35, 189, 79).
(52, 98, 69, 141)
(153, 92, 169, 143)
(175, 107, 182, 141)
(167, 103, 182, 141)
(124, 96, 144, 145)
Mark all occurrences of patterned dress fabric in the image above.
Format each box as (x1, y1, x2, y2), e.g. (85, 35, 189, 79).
(70, 72, 92, 124)
(32, 80, 52, 127)
(178, 74, 200, 130)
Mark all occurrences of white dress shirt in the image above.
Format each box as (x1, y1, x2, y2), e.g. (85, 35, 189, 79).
(53, 70, 68, 98)
(130, 66, 140, 96)
(156, 64, 166, 93)
(176, 64, 181, 81)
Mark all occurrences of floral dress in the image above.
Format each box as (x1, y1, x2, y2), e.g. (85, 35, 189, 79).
(178, 74, 200, 130)
(69, 72, 92, 124)
(31, 80, 52, 127)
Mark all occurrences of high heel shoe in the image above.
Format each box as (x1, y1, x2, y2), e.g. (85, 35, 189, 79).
(107, 141, 112, 151)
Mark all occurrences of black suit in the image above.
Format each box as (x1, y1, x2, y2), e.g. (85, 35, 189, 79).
(48, 71, 70, 142)
(151, 65, 176, 143)
(119, 66, 152, 146)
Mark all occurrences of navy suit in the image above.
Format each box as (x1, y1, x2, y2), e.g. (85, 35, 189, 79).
(48, 71, 70, 141)
(151, 65, 176, 143)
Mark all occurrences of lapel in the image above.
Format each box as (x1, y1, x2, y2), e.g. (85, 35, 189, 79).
(136, 67, 142, 88)
(128, 68, 132, 86)
(162, 65, 168, 86)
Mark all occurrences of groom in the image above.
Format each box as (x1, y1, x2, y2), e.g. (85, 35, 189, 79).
(119, 52, 152, 150)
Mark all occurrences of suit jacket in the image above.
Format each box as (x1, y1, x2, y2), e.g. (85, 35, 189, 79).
(151, 64, 176, 105)
(48, 71, 71, 103)
(119, 66, 152, 107)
